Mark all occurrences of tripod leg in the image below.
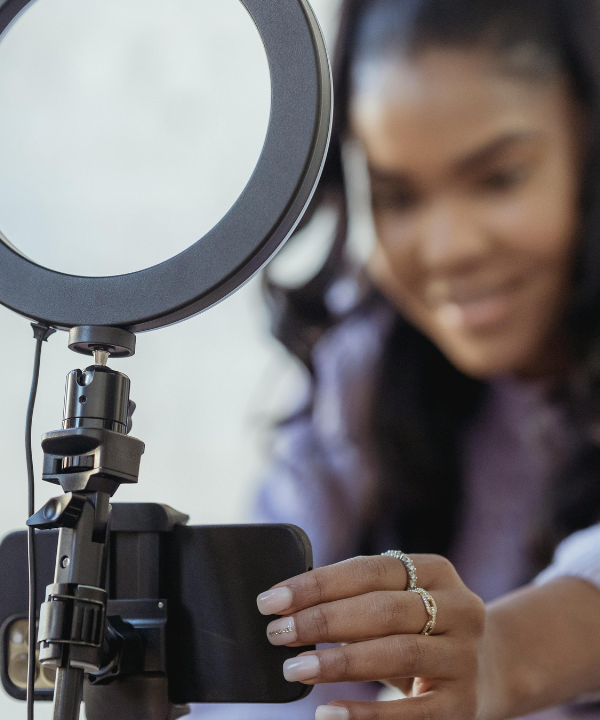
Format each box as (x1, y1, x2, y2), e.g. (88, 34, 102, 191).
(53, 667, 84, 720)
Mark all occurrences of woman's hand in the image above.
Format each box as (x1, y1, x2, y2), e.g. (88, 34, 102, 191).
(257, 554, 486, 720)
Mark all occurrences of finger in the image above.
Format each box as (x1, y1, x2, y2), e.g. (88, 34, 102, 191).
(257, 554, 458, 616)
(267, 589, 452, 646)
(281, 635, 464, 685)
(314, 694, 462, 720)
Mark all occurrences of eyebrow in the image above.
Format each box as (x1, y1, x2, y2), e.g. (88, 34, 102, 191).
(367, 130, 545, 184)
(452, 130, 545, 174)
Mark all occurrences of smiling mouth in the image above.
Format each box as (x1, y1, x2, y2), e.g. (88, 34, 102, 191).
(430, 279, 524, 331)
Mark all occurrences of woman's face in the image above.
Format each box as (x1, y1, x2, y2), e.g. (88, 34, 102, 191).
(351, 48, 585, 378)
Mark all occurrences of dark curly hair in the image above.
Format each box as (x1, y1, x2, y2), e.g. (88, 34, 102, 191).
(265, 0, 600, 570)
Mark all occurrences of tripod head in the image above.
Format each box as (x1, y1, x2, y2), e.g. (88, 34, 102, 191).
(39, 327, 141, 498)
(26, 326, 185, 720)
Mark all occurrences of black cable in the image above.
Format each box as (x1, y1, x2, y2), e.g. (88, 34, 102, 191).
(26, 323, 56, 720)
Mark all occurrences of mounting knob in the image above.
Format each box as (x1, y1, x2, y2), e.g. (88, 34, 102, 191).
(68, 326, 136, 358)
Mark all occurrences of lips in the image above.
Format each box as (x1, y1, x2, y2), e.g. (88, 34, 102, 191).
(428, 278, 524, 331)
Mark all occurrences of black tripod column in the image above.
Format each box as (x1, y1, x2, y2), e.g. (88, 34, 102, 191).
(52, 667, 85, 720)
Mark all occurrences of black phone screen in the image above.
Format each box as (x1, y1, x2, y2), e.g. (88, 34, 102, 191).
(166, 524, 314, 704)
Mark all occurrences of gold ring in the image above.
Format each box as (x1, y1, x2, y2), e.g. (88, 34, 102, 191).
(410, 588, 437, 635)
(382, 550, 417, 590)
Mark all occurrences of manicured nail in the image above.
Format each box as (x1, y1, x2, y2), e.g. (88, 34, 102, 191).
(316, 707, 350, 720)
(283, 654, 320, 682)
(267, 616, 296, 645)
(257, 587, 293, 615)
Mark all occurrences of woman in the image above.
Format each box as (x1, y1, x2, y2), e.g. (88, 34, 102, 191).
(196, 0, 600, 718)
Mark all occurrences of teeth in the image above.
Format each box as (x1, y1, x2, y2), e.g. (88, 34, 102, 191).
(427, 281, 516, 307)
(437, 304, 463, 328)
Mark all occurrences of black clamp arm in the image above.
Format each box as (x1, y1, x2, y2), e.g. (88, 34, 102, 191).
(38, 584, 108, 673)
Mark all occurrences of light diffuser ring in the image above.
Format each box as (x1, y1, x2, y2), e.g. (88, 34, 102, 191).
(0, 0, 332, 331)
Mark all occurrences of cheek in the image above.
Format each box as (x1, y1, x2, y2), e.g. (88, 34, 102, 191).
(371, 214, 420, 287)
(481, 171, 580, 264)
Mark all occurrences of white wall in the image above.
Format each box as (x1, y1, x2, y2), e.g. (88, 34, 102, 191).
(0, 1, 340, 716)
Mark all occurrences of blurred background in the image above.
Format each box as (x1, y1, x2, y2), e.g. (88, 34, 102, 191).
(0, 0, 340, 716)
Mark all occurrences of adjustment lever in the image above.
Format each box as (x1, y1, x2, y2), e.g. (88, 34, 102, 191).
(27, 493, 86, 530)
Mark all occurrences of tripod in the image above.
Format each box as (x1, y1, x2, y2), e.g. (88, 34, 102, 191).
(27, 326, 188, 720)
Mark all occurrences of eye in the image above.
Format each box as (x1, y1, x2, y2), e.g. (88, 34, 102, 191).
(371, 187, 420, 213)
(478, 165, 529, 193)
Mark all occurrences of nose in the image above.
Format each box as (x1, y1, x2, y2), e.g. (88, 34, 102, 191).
(418, 198, 490, 273)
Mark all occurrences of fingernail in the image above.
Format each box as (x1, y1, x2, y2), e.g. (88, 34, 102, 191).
(283, 654, 320, 682)
(267, 616, 296, 645)
(257, 587, 293, 615)
(316, 707, 350, 720)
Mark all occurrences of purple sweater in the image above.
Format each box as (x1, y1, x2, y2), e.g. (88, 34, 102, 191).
(191, 296, 600, 720)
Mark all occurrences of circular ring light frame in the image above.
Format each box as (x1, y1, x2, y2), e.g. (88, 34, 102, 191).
(0, 0, 332, 332)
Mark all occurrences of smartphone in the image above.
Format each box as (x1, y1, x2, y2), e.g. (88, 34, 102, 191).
(0, 505, 314, 706)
